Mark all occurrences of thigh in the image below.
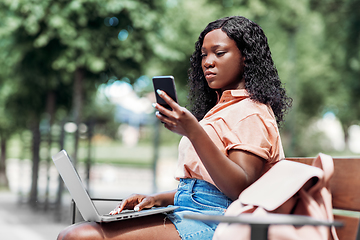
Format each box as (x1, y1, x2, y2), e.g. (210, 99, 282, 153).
(58, 214, 181, 240)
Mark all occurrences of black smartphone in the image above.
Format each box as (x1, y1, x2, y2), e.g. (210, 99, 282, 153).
(152, 76, 178, 111)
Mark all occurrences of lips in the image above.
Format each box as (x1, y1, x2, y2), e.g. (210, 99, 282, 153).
(204, 70, 216, 79)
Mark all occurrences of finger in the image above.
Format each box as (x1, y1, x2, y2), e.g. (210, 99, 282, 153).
(155, 111, 176, 125)
(118, 196, 138, 212)
(163, 122, 176, 131)
(134, 197, 155, 211)
(109, 204, 124, 215)
(156, 89, 179, 110)
(118, 199, 129, 212)
(111, 207, 122, 215)
(109, 202, 122, 215)
(153, 102, 175, 121)
(155, 103, 173, 116)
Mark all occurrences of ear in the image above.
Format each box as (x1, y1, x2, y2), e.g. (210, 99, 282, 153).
(241, 55, 246, 66)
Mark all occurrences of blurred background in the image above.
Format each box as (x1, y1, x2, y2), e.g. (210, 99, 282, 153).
(0, 0, 359, 238)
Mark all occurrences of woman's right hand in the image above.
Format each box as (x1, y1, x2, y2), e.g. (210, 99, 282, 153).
(153, 90, 200, 138)
(109, 194, 156, 215)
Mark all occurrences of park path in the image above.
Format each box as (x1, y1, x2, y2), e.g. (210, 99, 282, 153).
(0, 157, 178, 240)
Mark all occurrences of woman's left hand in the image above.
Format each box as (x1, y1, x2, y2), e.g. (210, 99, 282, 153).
(153, 89, 199, 137)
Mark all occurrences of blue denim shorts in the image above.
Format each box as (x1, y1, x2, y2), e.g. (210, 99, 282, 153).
(165, 178, 233, 240)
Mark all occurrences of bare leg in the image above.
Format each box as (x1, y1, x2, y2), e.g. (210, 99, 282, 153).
(57, 214, 181, 240)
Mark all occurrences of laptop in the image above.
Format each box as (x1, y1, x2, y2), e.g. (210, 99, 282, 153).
(52, 150, 179, 222)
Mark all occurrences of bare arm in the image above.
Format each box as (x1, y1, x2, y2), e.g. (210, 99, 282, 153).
(154, 90, 265, 200)
(183, 124, 265, 200)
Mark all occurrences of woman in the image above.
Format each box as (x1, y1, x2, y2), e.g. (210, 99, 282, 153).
(57, 16, 292, 240)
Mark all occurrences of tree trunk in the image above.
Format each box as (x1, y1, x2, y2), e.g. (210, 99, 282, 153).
(85, 120, 94, 190)
(72, 67, 84, 168)
(44, 91, 56, 211)
(152, 119, 161, 193)
(55, 117, 66, 222)
(29, 117, 41, 207)
(0, 135, 9, 189)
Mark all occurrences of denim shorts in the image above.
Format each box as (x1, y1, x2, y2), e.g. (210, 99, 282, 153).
(165, 178, 233, 240)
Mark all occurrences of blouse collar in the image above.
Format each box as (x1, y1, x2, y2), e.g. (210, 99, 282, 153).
(216, 89, 249, 104)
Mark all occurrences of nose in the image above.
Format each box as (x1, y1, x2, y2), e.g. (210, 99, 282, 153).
(203, 55, 215, 69)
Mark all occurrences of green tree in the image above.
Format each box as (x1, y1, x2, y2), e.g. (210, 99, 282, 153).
(310, 0, 360, 142)
(0, 0, 169, 205)
(192, 0, 354, 156)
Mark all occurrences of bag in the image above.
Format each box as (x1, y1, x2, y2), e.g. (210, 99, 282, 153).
(213, 153, 339, 240)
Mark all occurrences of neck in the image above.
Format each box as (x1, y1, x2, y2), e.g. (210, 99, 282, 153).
(217, 79, 245, 97)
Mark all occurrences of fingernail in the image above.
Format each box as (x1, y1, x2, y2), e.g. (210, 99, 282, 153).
(156, 89, 163, 96)
(152, 103, 156, 108)
(134, 206, 140, 212)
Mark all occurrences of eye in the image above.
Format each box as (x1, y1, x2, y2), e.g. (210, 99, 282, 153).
(216, 51, 226, 57)
(201, 53, 207, 58)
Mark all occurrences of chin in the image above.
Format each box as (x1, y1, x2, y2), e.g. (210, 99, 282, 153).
(207, 82, 219, 89)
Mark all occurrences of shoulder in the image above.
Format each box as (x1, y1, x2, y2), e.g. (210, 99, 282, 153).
(227, 98, 276, 124)
(203, 90, 277, 128)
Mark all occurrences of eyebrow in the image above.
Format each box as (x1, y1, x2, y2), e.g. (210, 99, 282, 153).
(201, 44, 227, 51)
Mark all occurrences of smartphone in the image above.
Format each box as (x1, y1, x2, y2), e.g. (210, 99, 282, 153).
(152, 76, 178, 111)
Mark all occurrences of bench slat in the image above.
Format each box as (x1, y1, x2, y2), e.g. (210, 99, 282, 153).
(334, 214, 359, 240)
(331, 159, 360, 212)
(287, 157, 360, 212)
(287, 157, 360, 240)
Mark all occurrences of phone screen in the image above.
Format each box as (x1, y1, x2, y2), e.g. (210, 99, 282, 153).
(152, 76, 178, 111)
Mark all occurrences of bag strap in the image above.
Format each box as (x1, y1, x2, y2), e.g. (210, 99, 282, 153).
(312, 153, 334, 187)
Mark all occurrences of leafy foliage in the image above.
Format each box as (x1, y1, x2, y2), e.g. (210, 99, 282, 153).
(0, 0, 359, 159)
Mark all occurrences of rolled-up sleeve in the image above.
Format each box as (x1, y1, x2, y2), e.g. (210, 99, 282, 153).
(212, 114, 280, 162)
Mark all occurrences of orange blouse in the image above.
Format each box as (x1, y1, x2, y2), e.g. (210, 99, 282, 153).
(174, 89, 285, 187)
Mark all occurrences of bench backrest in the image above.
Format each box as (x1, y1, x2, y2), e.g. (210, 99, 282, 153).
(287, 157, 360, 240)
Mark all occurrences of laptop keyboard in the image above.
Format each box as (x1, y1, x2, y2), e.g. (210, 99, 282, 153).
(104, 209, 136, 216)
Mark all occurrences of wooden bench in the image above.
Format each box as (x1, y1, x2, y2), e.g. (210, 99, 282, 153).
(71, 157, 360, 239)
(288, 157, 360, 240)
(185, 157, 360, 240)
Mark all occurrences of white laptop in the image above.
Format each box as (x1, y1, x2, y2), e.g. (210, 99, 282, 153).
(52, 150, 179, 222)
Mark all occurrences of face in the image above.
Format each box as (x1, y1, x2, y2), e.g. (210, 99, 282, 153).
(201, 29, 245, 92)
